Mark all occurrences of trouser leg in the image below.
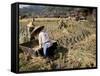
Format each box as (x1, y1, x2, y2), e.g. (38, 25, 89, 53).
(43, 43, 48, 56)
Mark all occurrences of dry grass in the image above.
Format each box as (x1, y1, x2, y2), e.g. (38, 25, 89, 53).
(66, 34, 96, 69)
(19, 17, 96, 71)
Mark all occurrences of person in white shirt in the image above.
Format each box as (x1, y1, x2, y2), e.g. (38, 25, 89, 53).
(31, 26, 52, 57)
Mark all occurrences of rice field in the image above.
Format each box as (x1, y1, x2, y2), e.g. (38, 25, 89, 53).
(19, 17, 96, 71)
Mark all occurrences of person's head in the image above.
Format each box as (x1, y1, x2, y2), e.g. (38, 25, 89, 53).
(35, 27, 43, 36)
(31, 26, 44, 36)
(27, 20, 34, 27)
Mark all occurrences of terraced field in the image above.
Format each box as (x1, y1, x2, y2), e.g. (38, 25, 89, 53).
(19, 18, 96, 71)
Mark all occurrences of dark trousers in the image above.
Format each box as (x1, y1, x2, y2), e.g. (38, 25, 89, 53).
(38, 42, 57, 57)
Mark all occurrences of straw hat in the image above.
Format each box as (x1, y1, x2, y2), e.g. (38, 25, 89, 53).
(27, 21, 34, 27)
(31, 26, 44, 36)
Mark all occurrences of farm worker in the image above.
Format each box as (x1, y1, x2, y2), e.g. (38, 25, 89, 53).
(27, 21, 35, 41)
(31, 26, 52, 57)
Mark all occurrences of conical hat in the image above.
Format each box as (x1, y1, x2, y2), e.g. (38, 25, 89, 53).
(31, 26, 44, 36)
(27, 21, 34, 27)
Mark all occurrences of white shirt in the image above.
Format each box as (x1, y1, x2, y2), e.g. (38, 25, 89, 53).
(38, 31, 52, 48)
